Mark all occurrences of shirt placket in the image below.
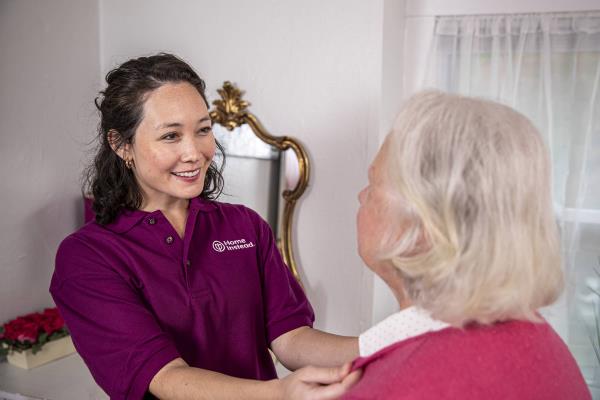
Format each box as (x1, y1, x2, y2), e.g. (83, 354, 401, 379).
(144, 213, 188, 287)
(181, 206, 200, 291)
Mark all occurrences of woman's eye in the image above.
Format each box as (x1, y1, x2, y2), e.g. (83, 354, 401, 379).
(198, 126, 212, 135)
(162, 132, 178, 140)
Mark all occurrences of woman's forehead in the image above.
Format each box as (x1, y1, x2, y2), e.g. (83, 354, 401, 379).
(141, 83, 209, 127)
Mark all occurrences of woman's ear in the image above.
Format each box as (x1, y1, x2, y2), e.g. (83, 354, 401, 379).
(107, 129, 131, 160)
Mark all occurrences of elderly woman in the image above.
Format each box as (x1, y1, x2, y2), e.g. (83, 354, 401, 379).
(343, 91, 590, 399)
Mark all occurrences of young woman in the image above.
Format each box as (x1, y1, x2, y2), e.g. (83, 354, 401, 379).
(50, 53, 359, 400)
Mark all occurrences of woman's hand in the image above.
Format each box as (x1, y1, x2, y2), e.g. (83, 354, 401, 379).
(149, 358, 361, 400)
(279, 362, 362, 400)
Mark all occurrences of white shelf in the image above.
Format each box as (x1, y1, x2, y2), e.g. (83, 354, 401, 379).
(0, 353, 107, 400)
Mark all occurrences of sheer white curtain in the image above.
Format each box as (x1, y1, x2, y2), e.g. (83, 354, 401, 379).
(423, 12, 600, 390)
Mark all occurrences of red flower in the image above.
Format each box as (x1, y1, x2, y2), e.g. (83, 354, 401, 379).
(41, 317, 64, 334)
(25, 313, 43, 323)
(1, 307, 65, 344)
(3, 318, 28, 341)
(41, 308, 64, 334)
(42, 308, 61, 319)
(16, 322, 38, 343)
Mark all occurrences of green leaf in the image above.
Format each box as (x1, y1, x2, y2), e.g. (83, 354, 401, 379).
(0, 343, 8, 357)
(38, 332, 48, 345)
(31, 343, 42, 355)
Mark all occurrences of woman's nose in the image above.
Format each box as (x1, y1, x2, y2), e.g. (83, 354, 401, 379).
(180, 136, 202, 162)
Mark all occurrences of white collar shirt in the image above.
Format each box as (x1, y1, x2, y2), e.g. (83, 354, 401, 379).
(359, 306, 450, 357)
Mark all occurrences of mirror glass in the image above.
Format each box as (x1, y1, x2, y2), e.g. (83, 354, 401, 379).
(213, 124, 300, 239)
(209, 81, 308, 280)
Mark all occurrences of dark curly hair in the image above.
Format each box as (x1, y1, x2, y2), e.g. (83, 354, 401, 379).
(84, 53, 225, 225)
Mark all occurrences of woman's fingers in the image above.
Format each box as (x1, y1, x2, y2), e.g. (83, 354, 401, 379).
(339, 362, 352, 378)
(297, 364, 350, 385)
(342, 369, 362, 389)
(282, 364, 363, 400)
(309, 369, 363, 399)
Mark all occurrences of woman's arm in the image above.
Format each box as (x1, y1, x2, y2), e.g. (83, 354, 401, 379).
(149, 357, 360, 400)
(271, 327, 359, 371)
(251, 213, 359, 371)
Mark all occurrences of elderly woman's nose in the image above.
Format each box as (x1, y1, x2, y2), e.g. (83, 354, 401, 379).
(358, 187, 367, 204)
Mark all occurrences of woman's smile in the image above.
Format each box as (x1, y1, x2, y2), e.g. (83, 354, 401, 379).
(172, 168, 201, 178)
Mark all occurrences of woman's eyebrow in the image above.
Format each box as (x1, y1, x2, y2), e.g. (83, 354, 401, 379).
(156, 122, 183, 129)
(155, 117, 211, 130)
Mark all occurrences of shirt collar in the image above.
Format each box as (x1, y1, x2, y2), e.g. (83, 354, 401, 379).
(359, 306, 450, 357)
(103, 197, 218, 234)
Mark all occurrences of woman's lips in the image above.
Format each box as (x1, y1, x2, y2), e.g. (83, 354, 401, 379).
(172, 169, 200, 178)
(171, 168, 201, 182)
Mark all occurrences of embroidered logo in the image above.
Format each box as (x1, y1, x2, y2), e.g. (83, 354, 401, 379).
(212, 238, 255, 252)
(212, 241, 226, 252)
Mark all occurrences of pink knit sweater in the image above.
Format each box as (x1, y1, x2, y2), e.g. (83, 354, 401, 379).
(343, 320, 590, 399)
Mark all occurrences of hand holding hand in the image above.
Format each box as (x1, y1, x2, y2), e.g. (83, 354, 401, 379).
(279, 362, 362, 400)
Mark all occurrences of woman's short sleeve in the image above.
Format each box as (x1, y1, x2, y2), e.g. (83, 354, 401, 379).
(250, 211, 315, 343)
(50, 236, 180, 400)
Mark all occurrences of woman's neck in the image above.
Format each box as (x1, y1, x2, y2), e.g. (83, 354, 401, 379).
(141, 197, 190, 239)
(162, 207, 188, 239)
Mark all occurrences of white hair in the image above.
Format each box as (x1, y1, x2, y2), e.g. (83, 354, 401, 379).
(379, 90, 563, 326)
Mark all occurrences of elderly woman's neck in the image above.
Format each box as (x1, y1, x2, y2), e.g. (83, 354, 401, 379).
(392, 285, 412, 310)
(377, 264, 412, 310)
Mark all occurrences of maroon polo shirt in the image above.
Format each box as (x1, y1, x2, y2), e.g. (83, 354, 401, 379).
(50, 198, 314, 399)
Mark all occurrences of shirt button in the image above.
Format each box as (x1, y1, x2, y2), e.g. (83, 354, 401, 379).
(148, 218, 156, 225)
(165, 236, 174, 244)
(185, 260, 191, 268)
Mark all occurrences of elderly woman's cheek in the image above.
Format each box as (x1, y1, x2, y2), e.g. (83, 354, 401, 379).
(356, 208, 368, 259)
(357, 207, 380, 267)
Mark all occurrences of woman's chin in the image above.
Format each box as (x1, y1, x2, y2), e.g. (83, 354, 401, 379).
(170, 177, 206, 198)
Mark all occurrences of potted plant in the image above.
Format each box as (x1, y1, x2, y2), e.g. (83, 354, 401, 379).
(0, 307, 75, 369)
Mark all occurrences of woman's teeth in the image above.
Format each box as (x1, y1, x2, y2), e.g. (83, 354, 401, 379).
(173, 169, 200, 177)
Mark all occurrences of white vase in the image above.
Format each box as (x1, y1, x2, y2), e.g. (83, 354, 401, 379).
(6, 335, 76, 369)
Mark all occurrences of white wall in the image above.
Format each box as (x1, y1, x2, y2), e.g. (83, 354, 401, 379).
(99, 0, 398, 335)
(370, 0, 407, 325)
(0, 0, 100, 323)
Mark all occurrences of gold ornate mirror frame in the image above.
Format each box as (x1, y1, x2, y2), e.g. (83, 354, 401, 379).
(209, 81, 310, 282)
